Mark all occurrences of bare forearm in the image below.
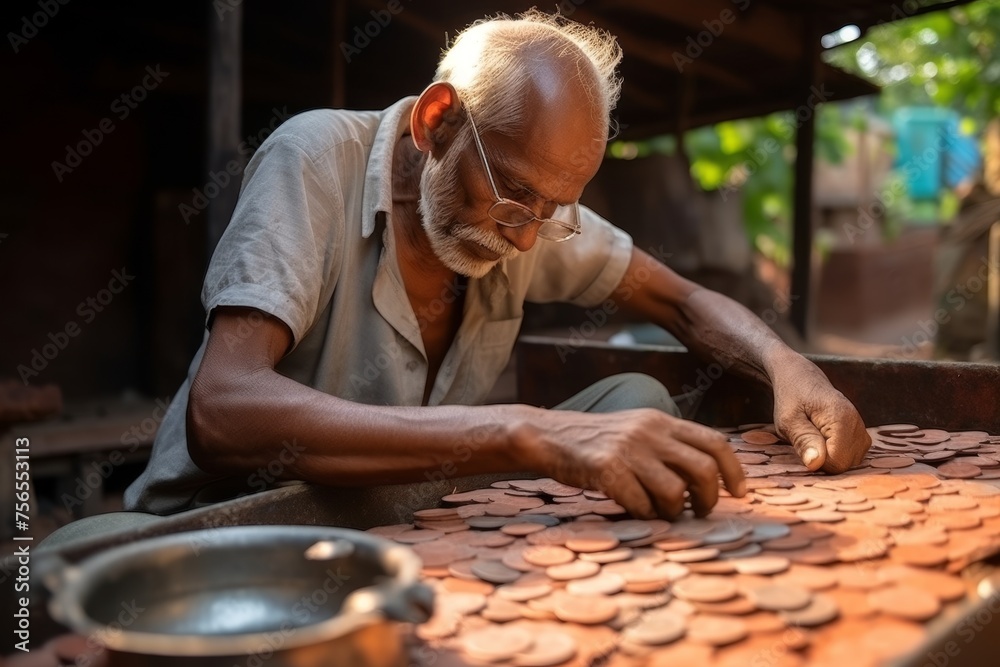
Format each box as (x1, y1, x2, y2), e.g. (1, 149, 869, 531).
(188, 366, 535, 486)
(667, 287, 802, 387)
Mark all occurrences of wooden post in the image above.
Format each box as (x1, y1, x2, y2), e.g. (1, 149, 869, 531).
(206, 1, 243, 256)
(988, 222, 1000, 359)
(790, 17, 821, 339)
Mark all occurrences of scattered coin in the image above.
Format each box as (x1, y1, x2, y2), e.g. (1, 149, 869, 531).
(383, 423, 1000, 667)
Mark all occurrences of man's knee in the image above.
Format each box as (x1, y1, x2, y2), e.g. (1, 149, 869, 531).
(604, 373, 680, 417)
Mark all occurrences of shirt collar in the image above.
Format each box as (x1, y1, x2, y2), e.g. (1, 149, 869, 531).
(362, 96, 418, 239)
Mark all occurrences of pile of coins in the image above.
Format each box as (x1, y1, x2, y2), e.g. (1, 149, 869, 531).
(370, 425, 1000, 667)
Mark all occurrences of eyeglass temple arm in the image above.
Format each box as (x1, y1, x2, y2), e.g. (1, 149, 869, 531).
(465, 111, 503, 201)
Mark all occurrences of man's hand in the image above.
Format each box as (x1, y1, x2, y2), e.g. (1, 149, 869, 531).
(770, 354, 871, 473)
(523, 409, 746, 520)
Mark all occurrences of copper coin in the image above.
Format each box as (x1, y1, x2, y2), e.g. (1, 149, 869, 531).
(779, 593, 839, 626)
(870, 456, 917, 469)
(647, 642, 715, 666)
(795, 509, 845, 523)
(877, 424, 920, 435)
(890, 544, 949, 568)
(481, 597, 525, 622)
(742, 430, 780, 445)
(565, 530, 620, 553)
(622, 611, 686, 646)
(567, 572, 626, 596)
(925, 512, 982, 530)
(868, 585, 941, 621)
(495, 581, 553, 602)
(502, 521, 548, 536)
(825, 588, 875, 618)
(746, 584, 813, 611)
(553, 594, 620, 624)
(927, 495, 978, 511)
(523, 545, 576, 567)
(580, 547, 634, 563)
(664, 547, 720, 563)
(672, 575, 738, 603)
(762, 535, 813, 550)
(895, 571, 967, 602)
(394, 528, 443, 544)
(441, 576, 494, 596)
(686, 614, 749, 646)
(470, 559, 522, 584)
(461, 625, 534, 662)
(733, 555, 791, 575)
(690, 595, 758, 616)
(937, 461, 983, 479)
(609, 521, 655, 542)
(654, 537, 706, 552)
(761, 493, 810, 506)
(546, 559, 601, 581)
(512, 630, 578, 667)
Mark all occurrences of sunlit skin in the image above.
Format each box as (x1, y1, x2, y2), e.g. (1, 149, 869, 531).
(186, 48, 872, 520)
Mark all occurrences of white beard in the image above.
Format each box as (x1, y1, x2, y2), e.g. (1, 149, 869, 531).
(417, 140, 519, 279)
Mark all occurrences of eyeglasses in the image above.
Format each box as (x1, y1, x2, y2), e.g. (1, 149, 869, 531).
(466, 109, 581, 243)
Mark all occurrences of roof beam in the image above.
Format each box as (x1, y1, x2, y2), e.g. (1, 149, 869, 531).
(613, 0, 801, 61)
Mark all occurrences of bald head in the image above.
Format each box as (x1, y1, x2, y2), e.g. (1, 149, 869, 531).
(434, 10, 622, 140)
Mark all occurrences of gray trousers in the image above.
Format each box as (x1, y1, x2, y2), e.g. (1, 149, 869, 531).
(553, 372, 685, 418)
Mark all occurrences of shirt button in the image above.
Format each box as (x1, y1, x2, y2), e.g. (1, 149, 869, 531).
(406, 361, 418, 371)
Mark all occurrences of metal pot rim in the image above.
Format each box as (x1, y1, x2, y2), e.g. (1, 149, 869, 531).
(49, 524, 424, 657)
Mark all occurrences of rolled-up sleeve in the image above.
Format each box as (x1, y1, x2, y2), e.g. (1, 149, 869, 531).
(201, 128, 347, 346)
(521, 205, 633, 307)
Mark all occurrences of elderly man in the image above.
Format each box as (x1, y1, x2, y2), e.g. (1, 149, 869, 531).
(125, 10, 871, 520)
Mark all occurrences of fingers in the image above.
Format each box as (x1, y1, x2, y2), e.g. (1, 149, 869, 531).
(674, 424, 747, 499)
(603, 468, 659, 520)
(822, 411, 872, 472)
(781, 414, 829, 472)
(633, 460, 688, 518)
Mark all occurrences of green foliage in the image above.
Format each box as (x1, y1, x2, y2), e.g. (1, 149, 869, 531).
(824, 0, 1000, 130)
(608, 105, 850, 267)
(607, 0, 999, 267)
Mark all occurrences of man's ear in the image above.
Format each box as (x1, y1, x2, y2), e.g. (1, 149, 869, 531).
(411, 81, 462, 154)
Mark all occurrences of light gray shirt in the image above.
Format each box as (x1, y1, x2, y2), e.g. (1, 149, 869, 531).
(125, 97, 633, 514)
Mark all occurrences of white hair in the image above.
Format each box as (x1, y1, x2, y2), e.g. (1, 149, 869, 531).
(434, 9, 623, 138)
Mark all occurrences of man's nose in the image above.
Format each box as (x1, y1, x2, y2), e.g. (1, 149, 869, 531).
(498, 220, 542, 252)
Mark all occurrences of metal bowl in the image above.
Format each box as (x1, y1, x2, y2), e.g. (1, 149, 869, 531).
(46, 525, 433, 666)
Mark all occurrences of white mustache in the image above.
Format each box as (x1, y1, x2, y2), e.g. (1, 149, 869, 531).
(451, 223, 519, 259)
